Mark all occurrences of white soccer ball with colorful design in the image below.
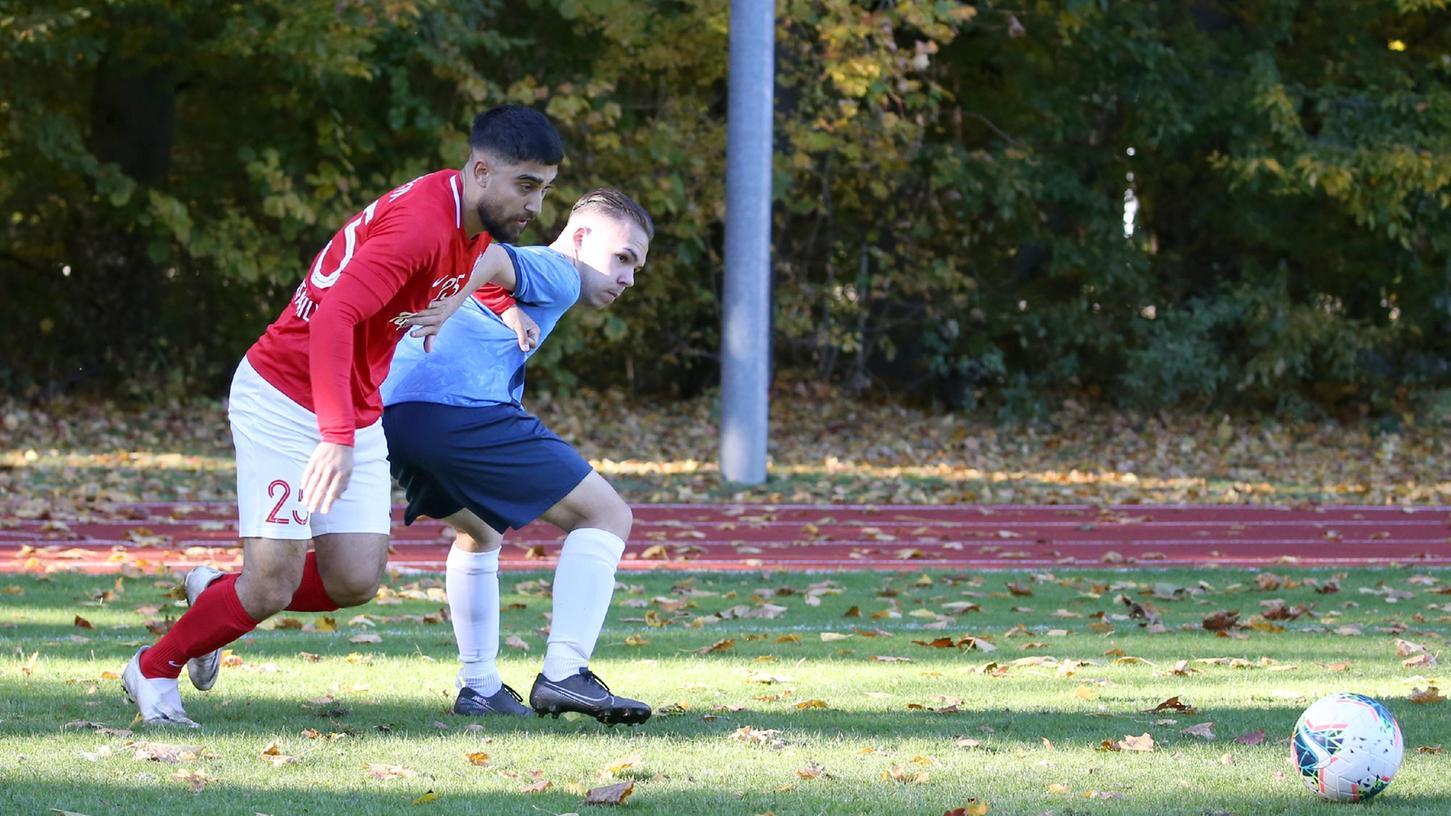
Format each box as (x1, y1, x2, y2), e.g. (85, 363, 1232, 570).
(1292, 692, 1404, 802)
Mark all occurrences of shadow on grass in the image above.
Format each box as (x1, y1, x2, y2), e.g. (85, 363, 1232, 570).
(4, 679, 1439, 753)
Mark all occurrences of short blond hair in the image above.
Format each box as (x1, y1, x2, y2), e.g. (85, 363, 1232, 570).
(571, 188, 654, 240)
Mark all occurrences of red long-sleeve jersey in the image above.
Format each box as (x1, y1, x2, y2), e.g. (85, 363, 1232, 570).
(245, 169, 499, 445)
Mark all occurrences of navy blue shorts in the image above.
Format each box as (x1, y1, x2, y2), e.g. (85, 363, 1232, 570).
(382, 401, 593, 534)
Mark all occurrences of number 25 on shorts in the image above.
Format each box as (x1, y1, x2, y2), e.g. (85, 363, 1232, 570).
(265, 479, 309, 525)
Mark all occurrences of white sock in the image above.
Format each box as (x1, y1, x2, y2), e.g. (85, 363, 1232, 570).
(446, 544, 501, 696)
(542, 528, 625, 682)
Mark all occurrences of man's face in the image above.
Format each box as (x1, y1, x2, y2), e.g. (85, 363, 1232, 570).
(573, 216, 649, 309)
(469, 153, 558, 242)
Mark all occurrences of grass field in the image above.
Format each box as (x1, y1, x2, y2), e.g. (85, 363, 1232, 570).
(2, 566, 1448, 815)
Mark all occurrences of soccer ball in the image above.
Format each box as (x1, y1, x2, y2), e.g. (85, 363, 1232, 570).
(1292, 692, 1404, 802)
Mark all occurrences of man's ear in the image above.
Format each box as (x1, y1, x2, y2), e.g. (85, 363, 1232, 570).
(572, 225, 591, 251)
(470, 152, 492, 189)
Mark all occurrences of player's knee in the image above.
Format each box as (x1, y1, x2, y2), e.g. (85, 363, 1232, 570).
(326, 575, 382, 608)
(238, 569, 303, 618)
(587, 497, 632, 540)
(455, 530, 502, 553)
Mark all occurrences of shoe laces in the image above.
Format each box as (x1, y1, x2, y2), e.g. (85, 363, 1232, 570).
(579, 669, 612, 695)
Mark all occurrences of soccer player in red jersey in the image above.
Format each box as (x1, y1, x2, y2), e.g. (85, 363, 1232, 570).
(121, 106, 561, 727)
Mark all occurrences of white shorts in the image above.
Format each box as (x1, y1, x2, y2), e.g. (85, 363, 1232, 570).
(229, 357, 392, 540)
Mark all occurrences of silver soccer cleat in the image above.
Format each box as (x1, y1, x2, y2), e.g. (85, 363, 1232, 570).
(183, 566, 225, 691)
(122, 647, 200, 728)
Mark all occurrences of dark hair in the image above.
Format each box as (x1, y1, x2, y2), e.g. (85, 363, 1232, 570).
(571, 188, 655, 241)
(468, 105, 564, 165)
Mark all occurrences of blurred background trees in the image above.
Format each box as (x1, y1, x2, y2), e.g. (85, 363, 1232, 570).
(3, 0, 1449, 419)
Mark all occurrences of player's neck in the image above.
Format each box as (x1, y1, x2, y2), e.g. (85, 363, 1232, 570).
(462, 207, 485, 238)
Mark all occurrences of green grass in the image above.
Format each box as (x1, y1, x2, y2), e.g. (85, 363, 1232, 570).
(2, 566, 1448, 815)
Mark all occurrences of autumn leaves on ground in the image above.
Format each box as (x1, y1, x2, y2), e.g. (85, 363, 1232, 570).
(2, 567, 1449, 815)
(2, 394, 1450, 814)
(3, 391, 1451, 514)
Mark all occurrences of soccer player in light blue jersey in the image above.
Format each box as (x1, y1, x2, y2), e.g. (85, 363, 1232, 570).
(380, 189, 653, 724)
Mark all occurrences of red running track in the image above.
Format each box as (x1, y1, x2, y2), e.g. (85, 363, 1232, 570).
(3, 502, 1450, 574)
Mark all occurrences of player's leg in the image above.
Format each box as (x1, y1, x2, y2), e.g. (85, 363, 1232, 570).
(437, 509, 530, 715)
(308, 413, 395, 608)
(311, 533, 390, 605)
(125, 539, 306, 727)
(179, 543, 344, 696)
(528, 471, 650, 725)
(386, 401, 533, 715)
(536, 471, 631, 682)
(124, 358, 315, 725)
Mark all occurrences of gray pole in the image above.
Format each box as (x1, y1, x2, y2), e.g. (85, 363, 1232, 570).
(721, 0, 774, 485)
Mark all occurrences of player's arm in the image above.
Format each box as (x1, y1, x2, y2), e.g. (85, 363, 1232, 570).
(404, 244, 539, 351)
(302, 222, 435, 514)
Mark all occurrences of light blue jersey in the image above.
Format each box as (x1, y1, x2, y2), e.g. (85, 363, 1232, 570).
(381, 245, 579, 408)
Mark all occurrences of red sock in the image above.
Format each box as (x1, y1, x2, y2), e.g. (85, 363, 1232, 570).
(139, 574, 257, 679)
(285, 551, 340, 612)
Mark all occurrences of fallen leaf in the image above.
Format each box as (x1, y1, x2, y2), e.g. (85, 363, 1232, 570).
(349, 633, 382, 644)
(730, 726, 785, 749)
(365, 763, 417, 780)
(1117, 733, 1155, 752)
(1147, 696, 1197, 714)
(1410, 686, 1445, 704)
(73, 615, 93, 630)
(883, 764, 930, 784)
(1396, 638, 1427, 656)
(699, 638, 735, 654)
(259, 740, 296, 766)
(170, 768, 209, 793)
(505, 635, 530, 651)
(1234, 729, 1267, 745)
(794, 763, 826, 780)
(582, 780, 635, 805)
(1202, 610, 1240, 632)
(411, 791, 439, 805)
(130, 741, 200, 763)
(466, 752, 490, 766)
(1182, 722, 1216, 740)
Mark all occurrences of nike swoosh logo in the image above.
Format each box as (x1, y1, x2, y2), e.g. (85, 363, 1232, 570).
(549, 686, 610, 706)
(167, 660, 184, 668)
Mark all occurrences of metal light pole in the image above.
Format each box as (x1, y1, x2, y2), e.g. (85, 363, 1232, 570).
(720, 0, 774, 485)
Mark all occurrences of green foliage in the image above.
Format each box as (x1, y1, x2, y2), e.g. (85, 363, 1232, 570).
(2, 0, 1450, 415)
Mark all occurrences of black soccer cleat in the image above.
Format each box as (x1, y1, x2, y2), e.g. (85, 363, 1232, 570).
(529, 668, 651, 725)
(454, 683, 533, 717)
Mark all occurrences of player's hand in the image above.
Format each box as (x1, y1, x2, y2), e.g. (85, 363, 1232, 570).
(406, 294, 468, 353)
(502, 305, 540, 351)
(300, 442, 353, 515)
(405, 298, 460, 354)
